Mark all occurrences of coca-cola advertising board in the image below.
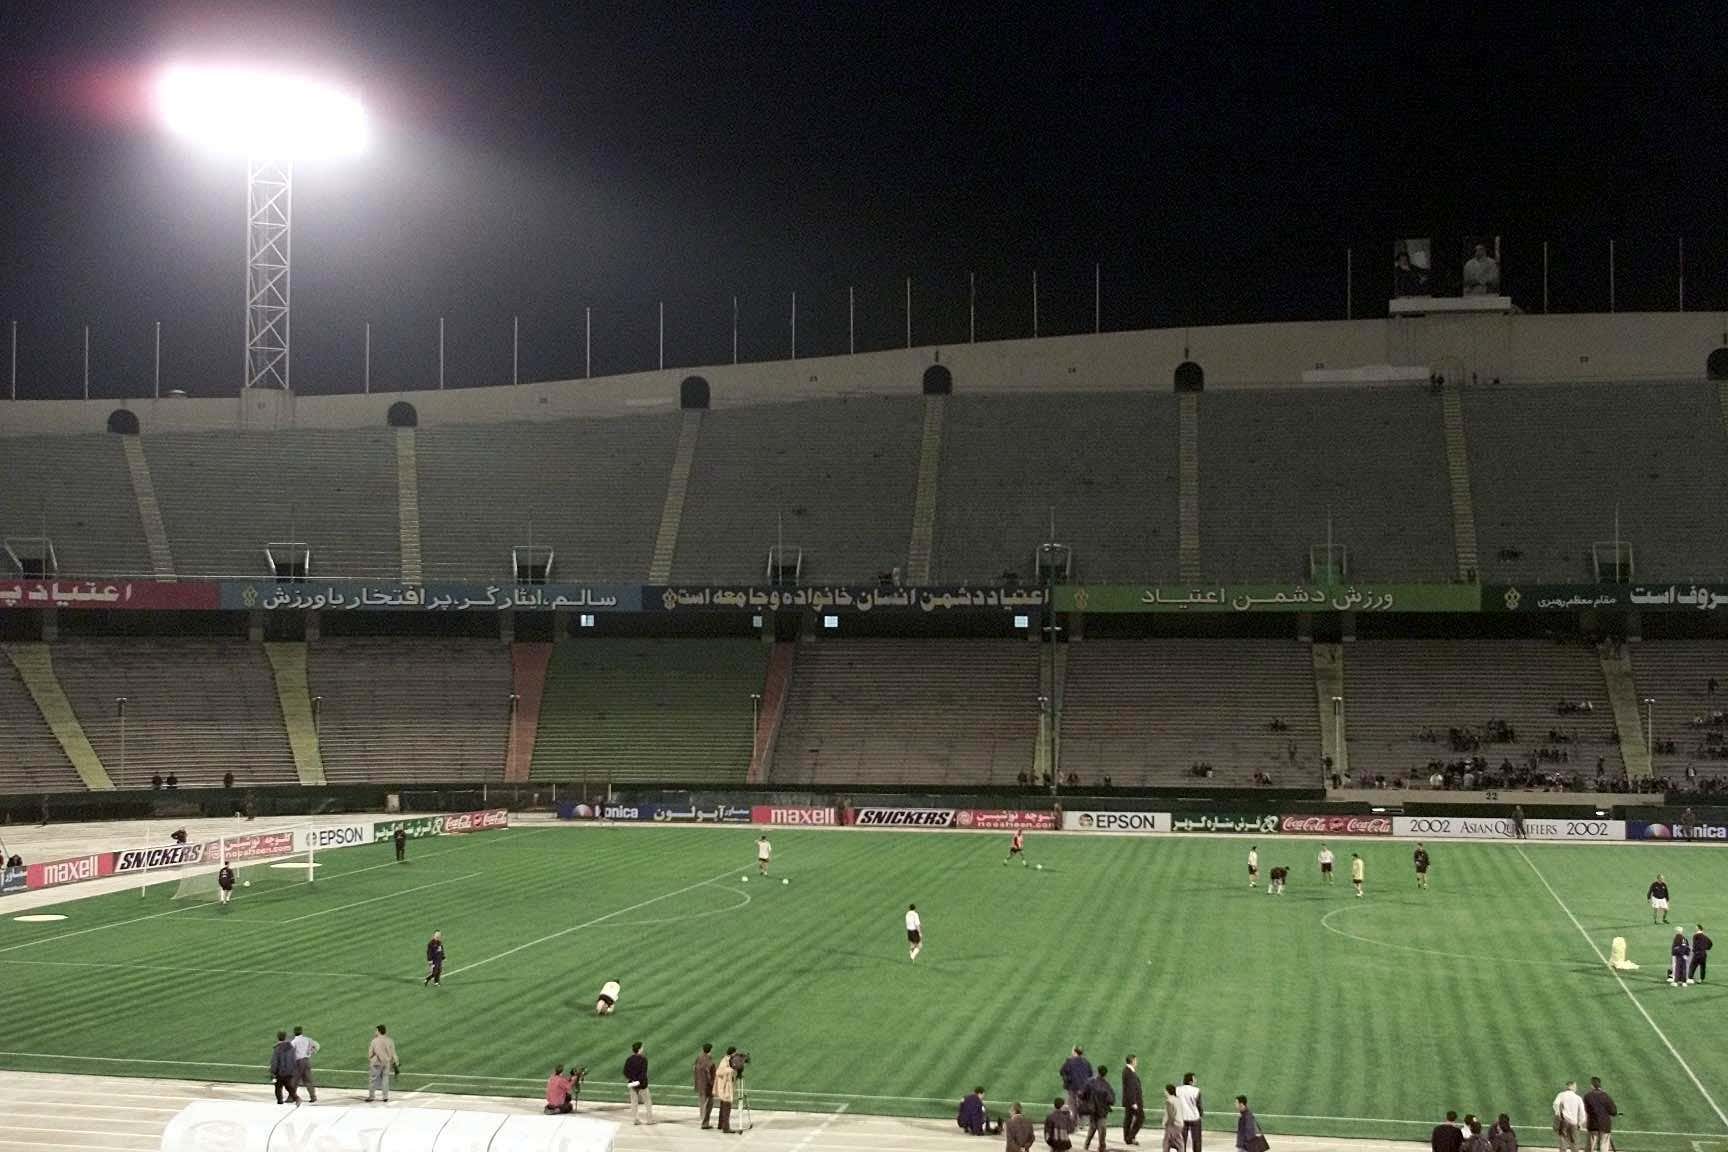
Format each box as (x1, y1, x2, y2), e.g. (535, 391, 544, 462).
(1279, 815, 1393, 836)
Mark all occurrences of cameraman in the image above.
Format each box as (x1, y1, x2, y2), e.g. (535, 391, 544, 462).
(713, 1047, 742, 1134)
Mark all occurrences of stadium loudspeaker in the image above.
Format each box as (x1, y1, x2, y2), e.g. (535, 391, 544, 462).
(1174, 361, 1205, 393)
(107, 409, 140, 435)
(680, 376, 711, 409)
(386, 401, 419, 428)
(922, 364, 953, 395)
(1708, 347, 1728, 381)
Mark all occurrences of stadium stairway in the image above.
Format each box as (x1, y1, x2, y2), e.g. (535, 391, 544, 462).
(1441, 380, 1481, 582)
(263, 643, 326, 785)
(507, 642, 552, 782)
(394, 427, 424, 584)
(904, 394, 945, 584)
(0, 644, 111, 790)
(1178, 394, 1201, 580)
(750, 640, 795, 783)
(121, 436, 176, 578)
(648, 409, 704, 583)
(1313, 642, 1349, 781)
(1599, 643, 1653, 778)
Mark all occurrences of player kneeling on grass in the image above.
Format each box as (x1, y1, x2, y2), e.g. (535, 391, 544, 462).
(1267, 866, 1288, 895)
(596, 979, 621, 1015)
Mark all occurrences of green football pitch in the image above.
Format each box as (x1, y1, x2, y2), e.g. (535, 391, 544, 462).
(0, 825, 1724, 1150)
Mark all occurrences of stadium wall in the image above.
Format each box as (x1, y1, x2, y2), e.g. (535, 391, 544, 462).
(2, 312, 1720, 437)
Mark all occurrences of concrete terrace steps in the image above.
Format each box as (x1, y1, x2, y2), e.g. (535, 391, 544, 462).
(0, 645, 90, 792)
(1178, 394, 1201, 581)
(121, 437, 175, 579)
(649, 410, 704, 583)
(1441, 382, 1480, 581)
(905, 395, 946, 584)
(395, 428, 424, 584)
(1598, 643, 1651, 779)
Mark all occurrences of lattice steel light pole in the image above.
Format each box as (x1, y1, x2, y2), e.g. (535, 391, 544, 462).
(154, 65, 366, 393)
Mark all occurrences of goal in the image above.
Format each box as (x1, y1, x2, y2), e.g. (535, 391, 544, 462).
(170, 827, 316, 901)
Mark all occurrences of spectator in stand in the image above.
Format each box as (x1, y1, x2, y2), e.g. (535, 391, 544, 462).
(1431, 1110, 1464, 1152)
(1395, 251, 1428, 297)
(223, 770, 235, 789)
(166, 773, 179, 789)
(1045, 1097, 1077, 1152)
(1488, 1114, 1517, 1152)
(1582, 1078, 1615, 1152)
(151, 773, 163, 790)
(1552, 1082, 1586, 1152)
(1007, 1103, 1036, 1152)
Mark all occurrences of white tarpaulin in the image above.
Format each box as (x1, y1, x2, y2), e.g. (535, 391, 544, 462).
(161, 1100, 617, 1152)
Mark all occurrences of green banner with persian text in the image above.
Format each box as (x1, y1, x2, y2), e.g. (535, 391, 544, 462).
(1055, 583, 1482, 613)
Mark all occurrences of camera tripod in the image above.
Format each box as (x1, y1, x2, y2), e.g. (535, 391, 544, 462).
(735, 1089, 754, 1132)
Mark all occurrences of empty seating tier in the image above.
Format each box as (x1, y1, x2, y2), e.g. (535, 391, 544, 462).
(1061, 638, 1319, 786)
(530, 638, 768, 784)
(673, 398, 922, 584)
(1466, 381, 1728, 582)
(1344, 639, 1621, 783)
(0, 436, 151, 577)
(50, 640, 297, 788)
(1200, 387, 1455, 581)
(1630, 639, 1728, 782)
(0, 656, 80, 792)
(305, 638, 512, 783)
(935, 393, 1179, 584)
(418, 416, 678, 582)
(772, 639, 1040, 785)
(147, 430, 400, 578)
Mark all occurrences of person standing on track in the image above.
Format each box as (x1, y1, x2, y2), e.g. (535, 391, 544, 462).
(906, 903, 924, 960)
(425, 930, 446, 986)
(1045, 1097, 1077, 1152)
(1317, 844, 1336, 885)
(694, 1043, 717, 1128)
(1060, 1048, 1093, 1120)
(1007, 1102, 1036, 1152)
(290, 1025, 319, 1103)
(365, 1024, 397, 1103)
(394, 826, 408, 862)
(269, 1030, 299, 1105)
(1175, 1073, 1204, 1152)
(1161, 1086, 1184, 1152)
(1007, 830, 1029, 867)
(713, 1046, 739, 1134)
(624, 1041, 655, 1125)
(1413, 843, 1431, 890)
(1081, 1065, 1115, 1152)
(1648, 874, 1671, 924)
(1581, 1077, 1616, 1152)
(1552, 1081, 1585, 1152)
(1120, 1056, 1144, 1146)
(757, 836, 772, 876)
(1246, 846, 1258, 889)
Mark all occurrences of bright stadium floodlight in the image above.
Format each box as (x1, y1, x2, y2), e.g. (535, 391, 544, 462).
(153, 64, 368, 393)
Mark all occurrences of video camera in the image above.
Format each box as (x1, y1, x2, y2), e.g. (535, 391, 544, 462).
(729, 1050, 750, 1078)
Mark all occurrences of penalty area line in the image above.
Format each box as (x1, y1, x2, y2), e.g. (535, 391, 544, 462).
(442, 865, 752, 977)
(1517, 845, 1728, 1133)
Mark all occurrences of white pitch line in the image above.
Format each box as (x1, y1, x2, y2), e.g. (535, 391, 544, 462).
(278, 873, 482, 924)
(1517, 845, 1728, 1132)
(785, 1104, 850, 1152)
(443, 865, 752, 977)
(0, 957, 378, 981)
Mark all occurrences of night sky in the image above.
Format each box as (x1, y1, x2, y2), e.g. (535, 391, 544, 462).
(2, 2, 1725, 400)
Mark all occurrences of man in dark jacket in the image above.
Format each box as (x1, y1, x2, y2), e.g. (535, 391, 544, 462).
(1060, 1048, 1093, 1121)
(1430, 1111, 1463, 1152)
(1582, 1078, 1616, 1152)
(623, 1042, 653, 1125)
(1045, 1098, 1076, 1152)
(1120, 1057, 1145, 1145)
(269, 1030, 299, 1105)
(1005, 1103, 1036, 1152)
(693, 1043, 716, 1128)
(959, 1088, 1000, 1136)
(1083, 1066, 1116, 1152)
(1691, 924, 1712, 983)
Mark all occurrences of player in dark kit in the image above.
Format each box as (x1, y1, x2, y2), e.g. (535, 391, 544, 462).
(1648, 875, 1671, 924)
(1005, 830, 1028, 867)
(1413, 844, 1431, 890)
(394, 826, 408, 862)
(425, 931, 446, 986)
(1267, 866, 1288, 895)
(217, 864, 236, 905)
(1669, 929, 1691, 986)
(1690, 925, 1712, 984)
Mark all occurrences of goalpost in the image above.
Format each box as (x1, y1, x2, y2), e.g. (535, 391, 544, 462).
(169, 826, 319, 901)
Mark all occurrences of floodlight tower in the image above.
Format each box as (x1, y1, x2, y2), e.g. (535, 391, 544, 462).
(154, 65, 366, 393)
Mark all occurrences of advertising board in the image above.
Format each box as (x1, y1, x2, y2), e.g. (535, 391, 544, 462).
(1168, 814, 1281, 834)
(1279, 815, 1393, 836)
(115, 844, 207, 873)
(752, 806, 840, 826)
(1394, 816, 1625, 841)
(1627, 821, 1728, 842)
(848, 807, 957, 828)
(1061, 811, 1173, 834)
(957, 810, 1058, 831)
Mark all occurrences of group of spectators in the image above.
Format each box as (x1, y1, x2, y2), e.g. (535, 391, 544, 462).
(265, 1026, 322, 1105)
(1431, 1078, 1617, 1152)
(559, 1041, 748, 1132)
(959, 1050, 1264, 1152)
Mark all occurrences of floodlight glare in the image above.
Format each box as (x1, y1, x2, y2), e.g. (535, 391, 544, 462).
(154, 63, 367, 392)
(154, 65, 367, 159)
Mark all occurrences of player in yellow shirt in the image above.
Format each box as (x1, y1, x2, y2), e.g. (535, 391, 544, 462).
(1350, 853, 1365, 897)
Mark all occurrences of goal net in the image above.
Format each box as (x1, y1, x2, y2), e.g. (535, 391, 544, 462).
(171, 827, 315, 901)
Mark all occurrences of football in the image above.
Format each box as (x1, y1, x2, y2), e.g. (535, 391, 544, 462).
(782, 878, 789, 885)
(741, 876, 749, 883)
(242, 880, 251, 887)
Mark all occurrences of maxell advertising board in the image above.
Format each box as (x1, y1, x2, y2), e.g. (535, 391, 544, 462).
(1628, 821, 1728, 842)
(1394, 816, 1625, 841)
(955, 809, 1058, 831)
(115, 843, 207, 873)
(752, 806, 840, 826)
(1062, 811, 1173, 834)
(28, 852, 117, 888)
(849, 807, 957, 828)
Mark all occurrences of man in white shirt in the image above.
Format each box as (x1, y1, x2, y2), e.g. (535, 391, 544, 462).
(1463, 244, 1501, 296)
(1553, 1080, 1586, 1152)
(1247, 847, 1259, 889)
(1175, 1073, 1203, 1152)
(1318, 845, 1336, 885)
(906, 903, 923, 961)
(289, 1026, 320, 1103)
(757, 837, 772, 876)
